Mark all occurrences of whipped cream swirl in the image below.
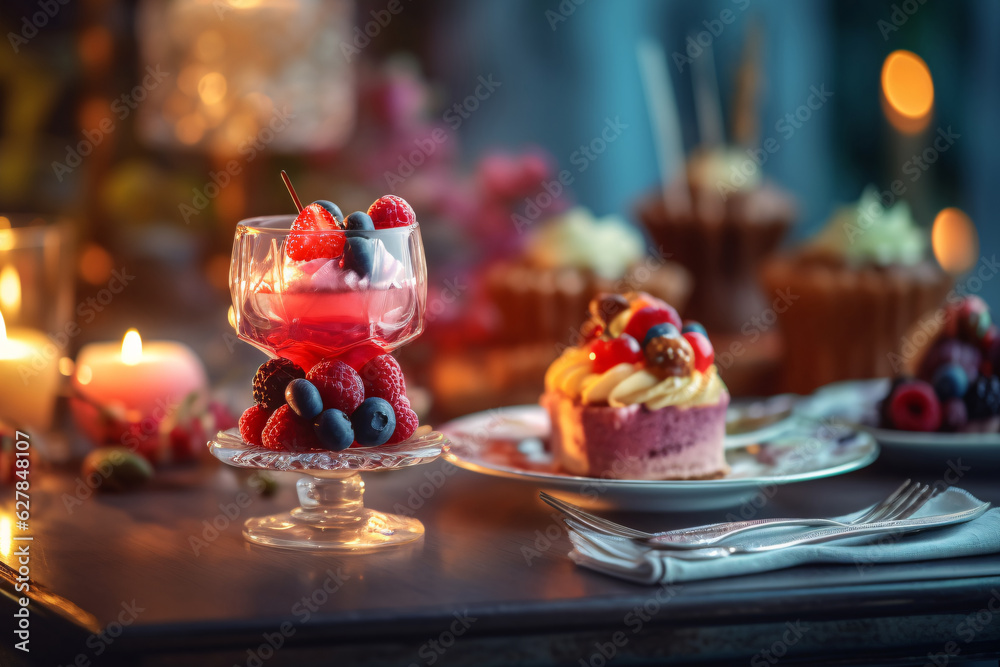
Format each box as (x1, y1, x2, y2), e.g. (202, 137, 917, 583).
(544, 347, 726, 410)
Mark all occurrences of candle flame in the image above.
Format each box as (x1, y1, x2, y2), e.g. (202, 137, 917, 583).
(0, 310, 6, 344)
(881, 50, 934, 134)
(932, 207, 978, 274)
(121, 329, 143, 365)
(0, 266, 21, 319)
(0, 218, 12, 252)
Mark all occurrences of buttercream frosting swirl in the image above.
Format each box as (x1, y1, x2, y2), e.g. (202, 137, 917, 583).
(811, 185, 927, 266)
(544, 347, 726, 410)
(524, 207, 646, 280)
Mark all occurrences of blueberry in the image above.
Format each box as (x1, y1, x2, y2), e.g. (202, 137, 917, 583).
(313, 409, 354, 451)
(345, 211, 375, 232)
(344, 236, 375, 277)
(643, 322, 680, 348)
(932, 363, 968, 401)
(285, 378, 323, 420)
(350, 397, 396, 446)
(681, 321, 707, 337)
(313, 200, 344, 223)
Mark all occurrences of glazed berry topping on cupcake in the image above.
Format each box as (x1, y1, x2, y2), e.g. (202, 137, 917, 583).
(644, 330, 694, 378)
(591, 334, 642, 374)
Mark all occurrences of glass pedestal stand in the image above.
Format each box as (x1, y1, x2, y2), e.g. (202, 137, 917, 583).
(209, 428, 445, 552)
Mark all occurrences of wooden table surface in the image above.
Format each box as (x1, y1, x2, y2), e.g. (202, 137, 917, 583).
(2, 447, 999, 666)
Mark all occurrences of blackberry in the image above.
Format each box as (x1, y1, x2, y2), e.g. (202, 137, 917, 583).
(253, 358, 305, 409)
(964, 375, 1000, 420)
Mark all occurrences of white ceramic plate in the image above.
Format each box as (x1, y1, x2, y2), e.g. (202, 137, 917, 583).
(440, 405, 878, 512)
(725, 393, 798, 449)
(796, 379, 1000, 459)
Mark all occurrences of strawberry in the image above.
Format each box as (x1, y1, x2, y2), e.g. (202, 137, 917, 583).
(367, 195, 416, 229)
(261, 405, 320, 452)
(306, 360, 365, 415)
(286, 203, 346, 261)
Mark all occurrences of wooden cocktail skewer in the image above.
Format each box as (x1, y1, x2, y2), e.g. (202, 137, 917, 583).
(280, 170, 304, 213)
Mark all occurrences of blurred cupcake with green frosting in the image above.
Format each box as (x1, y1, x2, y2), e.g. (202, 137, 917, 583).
(762, 186, 952, 393)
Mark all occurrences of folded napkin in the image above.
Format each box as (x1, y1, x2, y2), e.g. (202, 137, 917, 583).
(567, 487, 1000, 584)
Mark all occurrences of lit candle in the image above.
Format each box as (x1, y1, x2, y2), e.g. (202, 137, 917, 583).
(0, 266, 21, 321)
(0, 309, 60, 429)
(71, 329, 208, 443)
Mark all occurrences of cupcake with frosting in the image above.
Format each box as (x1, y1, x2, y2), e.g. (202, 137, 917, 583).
(762, 186, 952, 393)
(637, 147, 795, 334)
(541, 291, 728, 480)
(486, 207, 691, 345)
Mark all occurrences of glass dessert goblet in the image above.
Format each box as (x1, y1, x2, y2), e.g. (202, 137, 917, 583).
(211, 215, 445, 551)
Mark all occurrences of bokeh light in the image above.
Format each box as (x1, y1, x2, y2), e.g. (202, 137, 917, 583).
(79, 242, 114, 285)
(932, 207, 979, 274)
(881, 50, 934, 134)
(198, 72, 228, 106)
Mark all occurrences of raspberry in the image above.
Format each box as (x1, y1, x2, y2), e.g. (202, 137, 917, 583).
(261, 405, 320, 452)
(358, 354, 406, 405)
(253, 358, 305, 410)
(623, 306, 682, 344)
(306, 360, 364, 415)
(965, 375, 1000, 420)
(239, 405, 272, 447)
(387, 405, 418, 444)
(286, 203, 346, 261)
(889, 381, 942, 432)
(880, 376, 915, 427)
(367, 195, 416, 229)
(591, 334, 642, 374)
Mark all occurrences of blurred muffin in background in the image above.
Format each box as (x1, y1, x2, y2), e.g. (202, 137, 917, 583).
(637, 147, 795, 335)
(486, 207, 691, 345)
(762, 186, 953, 394)
(430, 207, 691, 419)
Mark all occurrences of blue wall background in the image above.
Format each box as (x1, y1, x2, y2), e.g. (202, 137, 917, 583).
(420, 0, 997, 307)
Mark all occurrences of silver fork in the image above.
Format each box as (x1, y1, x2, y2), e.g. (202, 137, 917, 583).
(540, 481, 936, 549)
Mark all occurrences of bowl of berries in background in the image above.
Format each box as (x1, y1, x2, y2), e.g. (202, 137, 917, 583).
(212, 183, 447, 551)
(797, 296, 1000, 463)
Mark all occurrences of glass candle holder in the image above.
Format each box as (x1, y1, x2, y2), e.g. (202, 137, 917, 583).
(0, 215, 73, 430)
